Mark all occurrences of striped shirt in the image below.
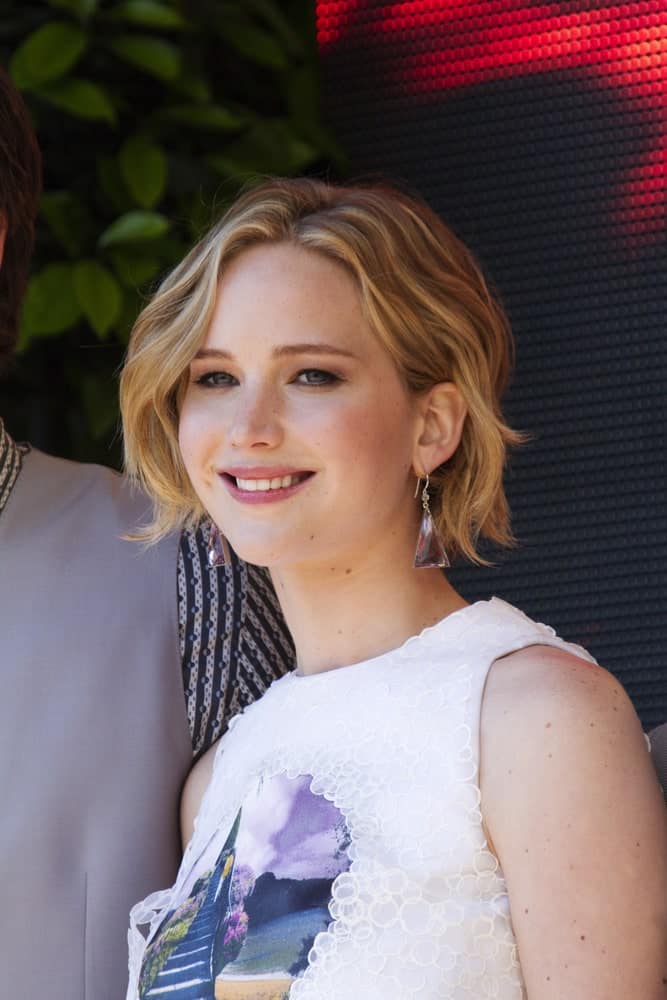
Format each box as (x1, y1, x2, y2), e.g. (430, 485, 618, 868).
(0, 421, 295, 756)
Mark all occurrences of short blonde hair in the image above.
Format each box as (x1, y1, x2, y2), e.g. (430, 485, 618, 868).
(120, 177, 522, 562)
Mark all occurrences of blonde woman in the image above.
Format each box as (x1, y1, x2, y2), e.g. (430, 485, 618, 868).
(120, 179, 667, 1000)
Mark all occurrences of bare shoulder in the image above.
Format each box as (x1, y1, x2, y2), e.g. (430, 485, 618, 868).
(481, 643, 653, 818)
(180, 741, 219, 849)
(480, 643, 667, 999)
(483, 642, 643, 757)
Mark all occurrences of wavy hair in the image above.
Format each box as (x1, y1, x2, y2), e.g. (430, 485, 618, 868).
(120, 177, 522, 561)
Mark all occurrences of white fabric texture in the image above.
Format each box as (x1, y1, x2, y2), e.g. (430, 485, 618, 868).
(127, 597, 595, 999)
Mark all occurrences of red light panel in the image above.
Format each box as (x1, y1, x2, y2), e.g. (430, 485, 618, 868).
(316, 1, 667, 242)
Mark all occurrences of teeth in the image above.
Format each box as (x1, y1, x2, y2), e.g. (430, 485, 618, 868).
(236, 475, 301, 492)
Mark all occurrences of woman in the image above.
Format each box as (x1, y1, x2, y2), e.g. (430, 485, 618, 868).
(120, 178, 667, 999)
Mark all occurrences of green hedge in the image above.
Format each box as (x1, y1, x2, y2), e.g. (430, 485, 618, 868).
(1, 0, 343, 464)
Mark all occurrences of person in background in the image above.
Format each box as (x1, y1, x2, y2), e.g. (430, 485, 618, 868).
(121, 177, 667, 1000)
(0, 68, 294, 1000)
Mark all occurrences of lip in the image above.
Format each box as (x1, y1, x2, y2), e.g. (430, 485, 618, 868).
(219, 466, 314, 505)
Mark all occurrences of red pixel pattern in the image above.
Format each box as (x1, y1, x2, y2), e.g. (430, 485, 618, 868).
(316, 1, 667, 242)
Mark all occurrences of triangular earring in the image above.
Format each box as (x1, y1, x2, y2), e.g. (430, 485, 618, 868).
(413, 475, 450, 569)
(206, 521, 231, 568)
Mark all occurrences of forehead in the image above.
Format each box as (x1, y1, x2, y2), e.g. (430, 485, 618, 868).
(207, 242, 366, 341)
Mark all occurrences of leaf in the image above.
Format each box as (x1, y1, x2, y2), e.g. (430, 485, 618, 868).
(209, 120, 318, 177)
(109, 0, 190, 30)
(10, 23, 87, 89)
(109, 248, 162, 288)
(119, 136, 168, 209)
(80, 373, 119, 438)
(156, 103, 245, 131)
(97, 155, 134, 215)
(36, 78, 116, 123)
(20, 264, 82, 338)
(99, 211, 171, 247)
(73, 260, 123, 337)
(109, 35, 182, 81)
(40, 191, 93, 256)
(170, 68, 210, 102)
(243, 0, 303, 57)
(217, 20, 289, 70)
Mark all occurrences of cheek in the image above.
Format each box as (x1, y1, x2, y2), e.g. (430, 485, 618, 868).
(178, 397, 216, 481)
(319, 392, 415, 473)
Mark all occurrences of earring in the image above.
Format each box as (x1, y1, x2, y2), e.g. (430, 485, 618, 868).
(206, 521, 231, 568)
(413, 474, 450, 569)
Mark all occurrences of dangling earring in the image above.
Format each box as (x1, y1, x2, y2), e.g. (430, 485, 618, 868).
(206, 521, 231, 568)
(413, 474, 450, 569)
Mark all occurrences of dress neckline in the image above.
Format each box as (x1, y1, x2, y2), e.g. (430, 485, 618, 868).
(291, 597, 499, 681)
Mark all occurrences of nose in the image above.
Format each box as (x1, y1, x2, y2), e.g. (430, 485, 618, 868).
(228, 381, 283, 450)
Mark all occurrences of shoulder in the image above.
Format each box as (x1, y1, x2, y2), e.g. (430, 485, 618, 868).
(479, 646, 667, 998)
(486, 641, 627, 719)
(480, 642, 655, 854)
(180, 742, 218, 847)
(483, 643, 644, 776)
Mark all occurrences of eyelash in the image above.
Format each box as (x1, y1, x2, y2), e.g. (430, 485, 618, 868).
(193, 368, 343, 389)
(294, 368, 342, 386)
(194, 371, 236, 388)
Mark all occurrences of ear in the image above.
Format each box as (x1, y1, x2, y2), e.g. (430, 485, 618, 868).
(413, 382, 466, 477)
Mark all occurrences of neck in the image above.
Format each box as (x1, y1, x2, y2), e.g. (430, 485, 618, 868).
(270, 543, 467, 676)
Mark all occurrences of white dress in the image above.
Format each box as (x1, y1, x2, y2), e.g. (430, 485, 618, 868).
(127, 598, 595, 999)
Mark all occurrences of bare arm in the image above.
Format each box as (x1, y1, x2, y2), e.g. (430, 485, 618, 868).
(481, 645, 667, 999)
(180, 742, 217, 849)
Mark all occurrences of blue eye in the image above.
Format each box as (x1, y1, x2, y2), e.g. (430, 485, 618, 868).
(295, 369, 341, 386)
(194, 371, 237, 388)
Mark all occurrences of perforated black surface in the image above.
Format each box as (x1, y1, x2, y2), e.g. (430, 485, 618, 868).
(317, 2, 666, 728)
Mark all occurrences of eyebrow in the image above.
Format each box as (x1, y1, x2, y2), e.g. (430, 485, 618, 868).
(192, 343, 358, 361)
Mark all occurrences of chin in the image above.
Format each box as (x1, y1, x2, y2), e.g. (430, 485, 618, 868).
(223, 534, 287, 569)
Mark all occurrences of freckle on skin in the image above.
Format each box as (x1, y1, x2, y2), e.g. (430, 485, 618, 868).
(580, 935, 586, 941)
(345, 568, 351, 575)
(545, 722, 552, 728)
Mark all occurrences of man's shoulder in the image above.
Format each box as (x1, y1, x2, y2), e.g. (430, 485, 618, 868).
(16, 447, 177, 553)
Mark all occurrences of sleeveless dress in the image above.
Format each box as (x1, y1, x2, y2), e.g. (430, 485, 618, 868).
(127, 598, 596, 1000)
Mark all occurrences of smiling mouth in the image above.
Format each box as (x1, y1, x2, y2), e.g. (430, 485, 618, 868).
(223, 472, 313, 493)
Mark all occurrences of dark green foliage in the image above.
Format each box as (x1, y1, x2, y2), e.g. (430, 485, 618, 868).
(1, 0, 343, 464)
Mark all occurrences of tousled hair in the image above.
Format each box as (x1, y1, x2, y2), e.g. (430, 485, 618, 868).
(0, 67, 42, 376)
(120, 177, 522, 562)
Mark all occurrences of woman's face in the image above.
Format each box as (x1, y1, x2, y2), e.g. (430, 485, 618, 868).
(179, 241, 424, 571)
